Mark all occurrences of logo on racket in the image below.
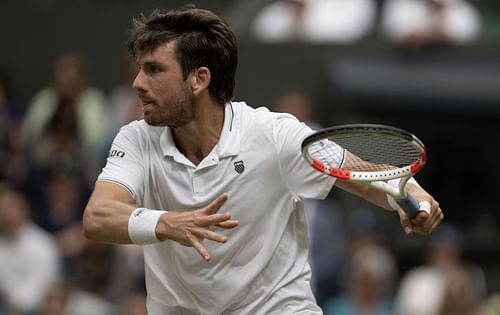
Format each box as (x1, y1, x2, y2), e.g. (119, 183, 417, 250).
(233, 161, 245, 174)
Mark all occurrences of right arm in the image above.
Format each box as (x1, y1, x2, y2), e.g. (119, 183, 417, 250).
(83, 181, 239, 260)
(83, 181, 138, 244)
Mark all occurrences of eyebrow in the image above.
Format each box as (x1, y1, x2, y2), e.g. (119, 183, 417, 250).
(139, 60, 167, 71)
(141, 60, 161, 67)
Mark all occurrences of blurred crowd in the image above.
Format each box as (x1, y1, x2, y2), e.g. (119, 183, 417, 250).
(0, 0, 498, 314)
(0, 53, 145, 315)
(251, 0, 481, 47)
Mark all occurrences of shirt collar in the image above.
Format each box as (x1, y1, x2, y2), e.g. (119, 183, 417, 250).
(160, 102, 241, 160)
(216, 102, 241, 158)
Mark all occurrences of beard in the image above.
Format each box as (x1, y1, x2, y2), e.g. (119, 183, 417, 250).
(143, 84, 195, 128)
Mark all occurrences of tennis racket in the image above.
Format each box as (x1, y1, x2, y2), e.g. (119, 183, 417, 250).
(301, 124, 428, 218)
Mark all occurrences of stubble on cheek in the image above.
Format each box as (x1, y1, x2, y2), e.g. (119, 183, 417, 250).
(143, 83, 195, 127)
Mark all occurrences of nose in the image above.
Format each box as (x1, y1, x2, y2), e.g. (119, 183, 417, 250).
(132, 70, 147, 93)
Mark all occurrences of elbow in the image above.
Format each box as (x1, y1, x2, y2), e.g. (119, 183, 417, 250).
(82, 205, 100, 241)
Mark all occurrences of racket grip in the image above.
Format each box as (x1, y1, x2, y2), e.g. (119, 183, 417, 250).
(396, 192, 420, 219)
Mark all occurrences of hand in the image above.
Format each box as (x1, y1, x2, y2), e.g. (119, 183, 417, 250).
(155, 193, 239, 261)
(398, 185, 444, 235)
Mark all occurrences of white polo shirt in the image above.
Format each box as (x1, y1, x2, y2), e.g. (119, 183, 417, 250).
(98, 101, 338, 315)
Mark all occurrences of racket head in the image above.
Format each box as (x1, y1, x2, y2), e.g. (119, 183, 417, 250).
(301, 124, 427, 181)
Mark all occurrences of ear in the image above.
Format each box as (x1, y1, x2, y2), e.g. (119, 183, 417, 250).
(189, 67, 211, 96)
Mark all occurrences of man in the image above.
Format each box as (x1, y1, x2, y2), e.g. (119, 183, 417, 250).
(83, 5, 443, 314)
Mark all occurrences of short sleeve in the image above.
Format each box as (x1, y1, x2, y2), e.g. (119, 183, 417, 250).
(271, 114, 336, 200)
(97, 124, 145, 200)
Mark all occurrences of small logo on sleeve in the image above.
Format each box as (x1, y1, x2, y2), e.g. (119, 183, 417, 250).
(109, 149, 126, 158)
(234, 160, 245, 174)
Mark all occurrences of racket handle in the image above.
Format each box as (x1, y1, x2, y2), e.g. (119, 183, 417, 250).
(396, 192, 420, 219)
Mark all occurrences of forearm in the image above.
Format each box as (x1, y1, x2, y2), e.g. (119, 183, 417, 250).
(335, 179, 394, 211)
(83, 182, 239, 261)
(83, 196, 136, 244)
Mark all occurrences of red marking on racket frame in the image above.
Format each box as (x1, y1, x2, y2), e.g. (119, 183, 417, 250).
(410, 151, 427, 173)
(330, 168, 350, 180)
(312, 159, 325, 173)
(311, 159, 351, 179)
(421, 150, 427, 163)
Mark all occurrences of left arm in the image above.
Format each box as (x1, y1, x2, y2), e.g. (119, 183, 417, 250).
(335, 170, 443, 235)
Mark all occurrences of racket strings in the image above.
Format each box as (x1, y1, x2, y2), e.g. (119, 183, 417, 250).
(308, 134, 421, 172)
(308, 140, 346, 168)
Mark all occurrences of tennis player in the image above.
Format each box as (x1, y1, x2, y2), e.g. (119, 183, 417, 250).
(83, 5, 443, 314)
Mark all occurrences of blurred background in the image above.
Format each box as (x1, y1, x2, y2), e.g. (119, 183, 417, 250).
(0, 0, 499, 314)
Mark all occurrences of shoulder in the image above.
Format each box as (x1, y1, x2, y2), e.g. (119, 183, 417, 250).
(233, 101, 309, 144)
(115, 120, 164, 143)
(233, 101, 300, 129)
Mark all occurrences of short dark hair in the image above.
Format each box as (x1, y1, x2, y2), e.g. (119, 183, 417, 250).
(128, 5, 238, 105)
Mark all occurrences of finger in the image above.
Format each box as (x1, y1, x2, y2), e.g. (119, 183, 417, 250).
(187, 231, 211, 261)
(427, 207, 444, 232)
(202, 193, 228, 215)
(412, 209, 443, 235)
(192, 227, 228, 243)
(195, 211, 231, 227)
(398, 210, 413, 235)
(425, 201, 443, 228)
(411, 210, 429, 227)
(216, 219, 240, 229)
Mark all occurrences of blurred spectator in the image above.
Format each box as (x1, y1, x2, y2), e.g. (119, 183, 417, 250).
(119, 290, 148, 315)
(305, 196, 346, 306)
(381, 0, 481, 49)
(21, 53, 108, 184)
(0, 69, 27, 186)
(480, 293, 500, 315)
(38, 284, 69, 315)
(273, 90, 347, 305)
(252, 0, 376, 43)
(393, 223, 487, 315)
(61, 288, 117, 315)
(63, 242, 121, 315)
(35, 169, 89, 280)
(435, 263, 486, 315)
(107, 56, 142, 145)
(0, 184, 61, 314)
(58, 240, 145, 315)
(322, 243, 397, 315)
(272, 90, 321, 129)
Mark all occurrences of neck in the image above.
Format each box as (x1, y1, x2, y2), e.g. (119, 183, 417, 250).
(172, 99, 225, 166)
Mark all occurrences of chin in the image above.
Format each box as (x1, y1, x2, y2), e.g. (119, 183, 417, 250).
(144, 118, 165, 126)
(144, 113, 160, 126)
(144, 114, 171, 127)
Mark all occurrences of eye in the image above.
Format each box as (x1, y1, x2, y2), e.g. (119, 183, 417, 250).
(145, 64, 162, 75)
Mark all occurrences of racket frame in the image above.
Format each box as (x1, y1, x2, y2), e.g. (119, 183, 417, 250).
(301, 124, 427, 216)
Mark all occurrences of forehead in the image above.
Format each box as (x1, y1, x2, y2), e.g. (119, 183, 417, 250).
(136, 40, 178, 65)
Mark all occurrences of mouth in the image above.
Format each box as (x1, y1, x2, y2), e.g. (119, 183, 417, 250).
(143, 101, 155, 108)
(140, 97, 156, 109)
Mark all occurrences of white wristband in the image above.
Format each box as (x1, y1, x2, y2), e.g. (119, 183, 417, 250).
(128, 208, 167, 245)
